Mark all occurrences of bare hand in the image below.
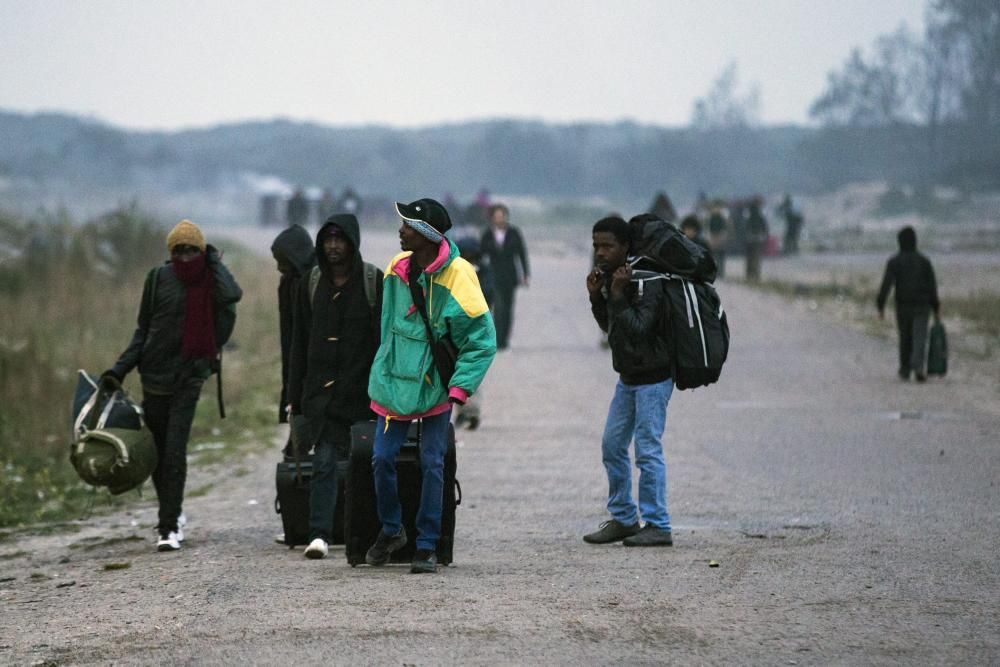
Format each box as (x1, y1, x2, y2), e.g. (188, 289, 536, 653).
(610, 264, 631, 298)
(586, 268, 603, 296)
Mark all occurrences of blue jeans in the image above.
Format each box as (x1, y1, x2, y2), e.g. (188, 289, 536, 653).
(601, 378, 673, 530)
(372, 410, 451, 551)
(308, 421, 349, 542)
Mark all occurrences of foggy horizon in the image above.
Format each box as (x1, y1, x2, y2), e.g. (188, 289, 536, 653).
(1, 0, 926, 132)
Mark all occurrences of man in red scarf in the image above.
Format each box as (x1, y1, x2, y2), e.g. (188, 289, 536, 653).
(104, 220, 243, 552)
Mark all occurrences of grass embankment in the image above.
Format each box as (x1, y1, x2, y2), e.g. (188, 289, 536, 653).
(0, 207, 280, 529)
(744, 274, 1000, 357)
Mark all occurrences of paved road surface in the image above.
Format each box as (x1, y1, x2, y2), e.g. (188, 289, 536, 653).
(1, 227, 997, 665)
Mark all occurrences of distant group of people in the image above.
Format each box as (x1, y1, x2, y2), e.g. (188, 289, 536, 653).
(646, 191, 804, 283)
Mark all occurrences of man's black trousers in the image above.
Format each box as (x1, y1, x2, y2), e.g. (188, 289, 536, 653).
(895, 305, 930, 376)
(143, 381, 203, 536)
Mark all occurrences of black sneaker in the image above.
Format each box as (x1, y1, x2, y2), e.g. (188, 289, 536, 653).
(623, 525, 673, 547)
(365, 527, 407, 566)
(583, 519, 640, 544)
(410, 549, 437, 574)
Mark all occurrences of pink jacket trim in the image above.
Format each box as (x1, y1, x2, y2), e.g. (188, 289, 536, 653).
(370, 399, 452, 421)
(448, 387, 469, 405)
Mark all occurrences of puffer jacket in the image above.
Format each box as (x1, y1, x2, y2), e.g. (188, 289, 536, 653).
(112, 245, 243, 393)
(590, 272, 672, 386)
(368, 239, 496, 419)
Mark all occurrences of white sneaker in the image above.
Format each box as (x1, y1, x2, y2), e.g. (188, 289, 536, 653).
(176, 514, 187, 542)
(157, 532, 182, 552)
(304, 538, 328, 559)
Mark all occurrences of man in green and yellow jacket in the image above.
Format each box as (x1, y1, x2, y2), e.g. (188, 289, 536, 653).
(366, 198, 496, 573)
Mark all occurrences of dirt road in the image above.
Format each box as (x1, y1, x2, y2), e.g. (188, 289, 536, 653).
(2, 227, 998, 665)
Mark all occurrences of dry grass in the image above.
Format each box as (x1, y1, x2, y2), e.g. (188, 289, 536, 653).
(0, 207, 280, 526)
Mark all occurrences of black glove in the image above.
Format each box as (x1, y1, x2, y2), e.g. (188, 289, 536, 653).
(99, 369, 122, 392)
(205, 244, 221, 264)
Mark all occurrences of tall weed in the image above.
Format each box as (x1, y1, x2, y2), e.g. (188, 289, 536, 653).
(0, 207, 279, 527)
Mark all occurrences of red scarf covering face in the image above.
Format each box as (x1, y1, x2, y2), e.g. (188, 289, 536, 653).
(170, 253, 216, 360)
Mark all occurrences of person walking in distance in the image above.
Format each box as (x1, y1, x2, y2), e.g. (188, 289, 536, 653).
(584, 216, 675, 547)
(744, 199, 768, 282)
(479, 203, 529, 350)
(876, 226, 940, 382)
(103, 220, 242, 552)
(287, 214, 382, 559)
(366, 198, 496, 573)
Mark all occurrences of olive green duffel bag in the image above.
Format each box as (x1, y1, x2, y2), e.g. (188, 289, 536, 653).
(70, 370, 157, 495)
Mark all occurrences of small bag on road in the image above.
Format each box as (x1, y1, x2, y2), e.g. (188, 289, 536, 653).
(927, 319, 947, 376)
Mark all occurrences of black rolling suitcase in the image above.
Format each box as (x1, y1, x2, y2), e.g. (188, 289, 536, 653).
(344, 420, 460, 566)
(274, 454, 348, 547)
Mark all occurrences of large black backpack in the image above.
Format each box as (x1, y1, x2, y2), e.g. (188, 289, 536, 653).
(629, 214, 717, 284)
(633, 269, 730, 390)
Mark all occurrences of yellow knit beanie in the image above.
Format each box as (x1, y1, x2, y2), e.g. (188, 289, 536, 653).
(166, 219, 206, 253)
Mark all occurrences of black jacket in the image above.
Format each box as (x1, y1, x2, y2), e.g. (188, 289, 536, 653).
(112, 245, 243, 393)
(480, 225, 530, 290)
(271, 225, 316, 423)
(288, 216, 381, 443)
(590, 273, 672, 386)
(877, 251, 939, 312)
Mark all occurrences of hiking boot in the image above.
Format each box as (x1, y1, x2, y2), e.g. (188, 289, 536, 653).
(365, 527, 407, 566)
(304, 538, 328, 559)
(410, 549, 437, 574)
(156, 531, 181, 552)
(623, 525, 673, 547)
(583, 519, 640, 544)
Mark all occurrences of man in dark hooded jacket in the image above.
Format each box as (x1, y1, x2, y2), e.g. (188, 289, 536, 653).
(271, 225, 316, 430)
(104, 219, 242, 552)
(877, 226, 940, 382)
(288, 214, 382, 559)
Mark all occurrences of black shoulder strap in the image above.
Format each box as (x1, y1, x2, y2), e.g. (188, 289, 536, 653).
(308, 265, 321, 305)
(407, 275, 436, 346)
(362, 261, 378, 310)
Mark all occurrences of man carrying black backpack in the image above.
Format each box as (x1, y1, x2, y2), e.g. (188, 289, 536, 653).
(103, 220, 243, 552)
(287, 214, 382, 559)
(584, 216, 675, 547)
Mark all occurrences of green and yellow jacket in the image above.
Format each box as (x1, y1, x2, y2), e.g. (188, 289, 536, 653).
(368, 239, 496, 419)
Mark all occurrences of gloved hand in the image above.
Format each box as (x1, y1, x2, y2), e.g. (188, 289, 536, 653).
(205, 244, 221, 265)
(99, 369, 123, 392)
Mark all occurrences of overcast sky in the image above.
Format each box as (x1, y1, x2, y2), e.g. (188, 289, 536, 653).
(0, 0, 927, 131)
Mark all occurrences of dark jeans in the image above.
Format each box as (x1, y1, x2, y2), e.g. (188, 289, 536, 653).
(308, 420, 350, 542)
(896, 305, 931, 376)
(493, 283, 517, 349)
(143, 381, 203, 536)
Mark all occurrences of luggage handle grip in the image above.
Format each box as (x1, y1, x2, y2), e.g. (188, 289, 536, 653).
(454, 478, 462, 506)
